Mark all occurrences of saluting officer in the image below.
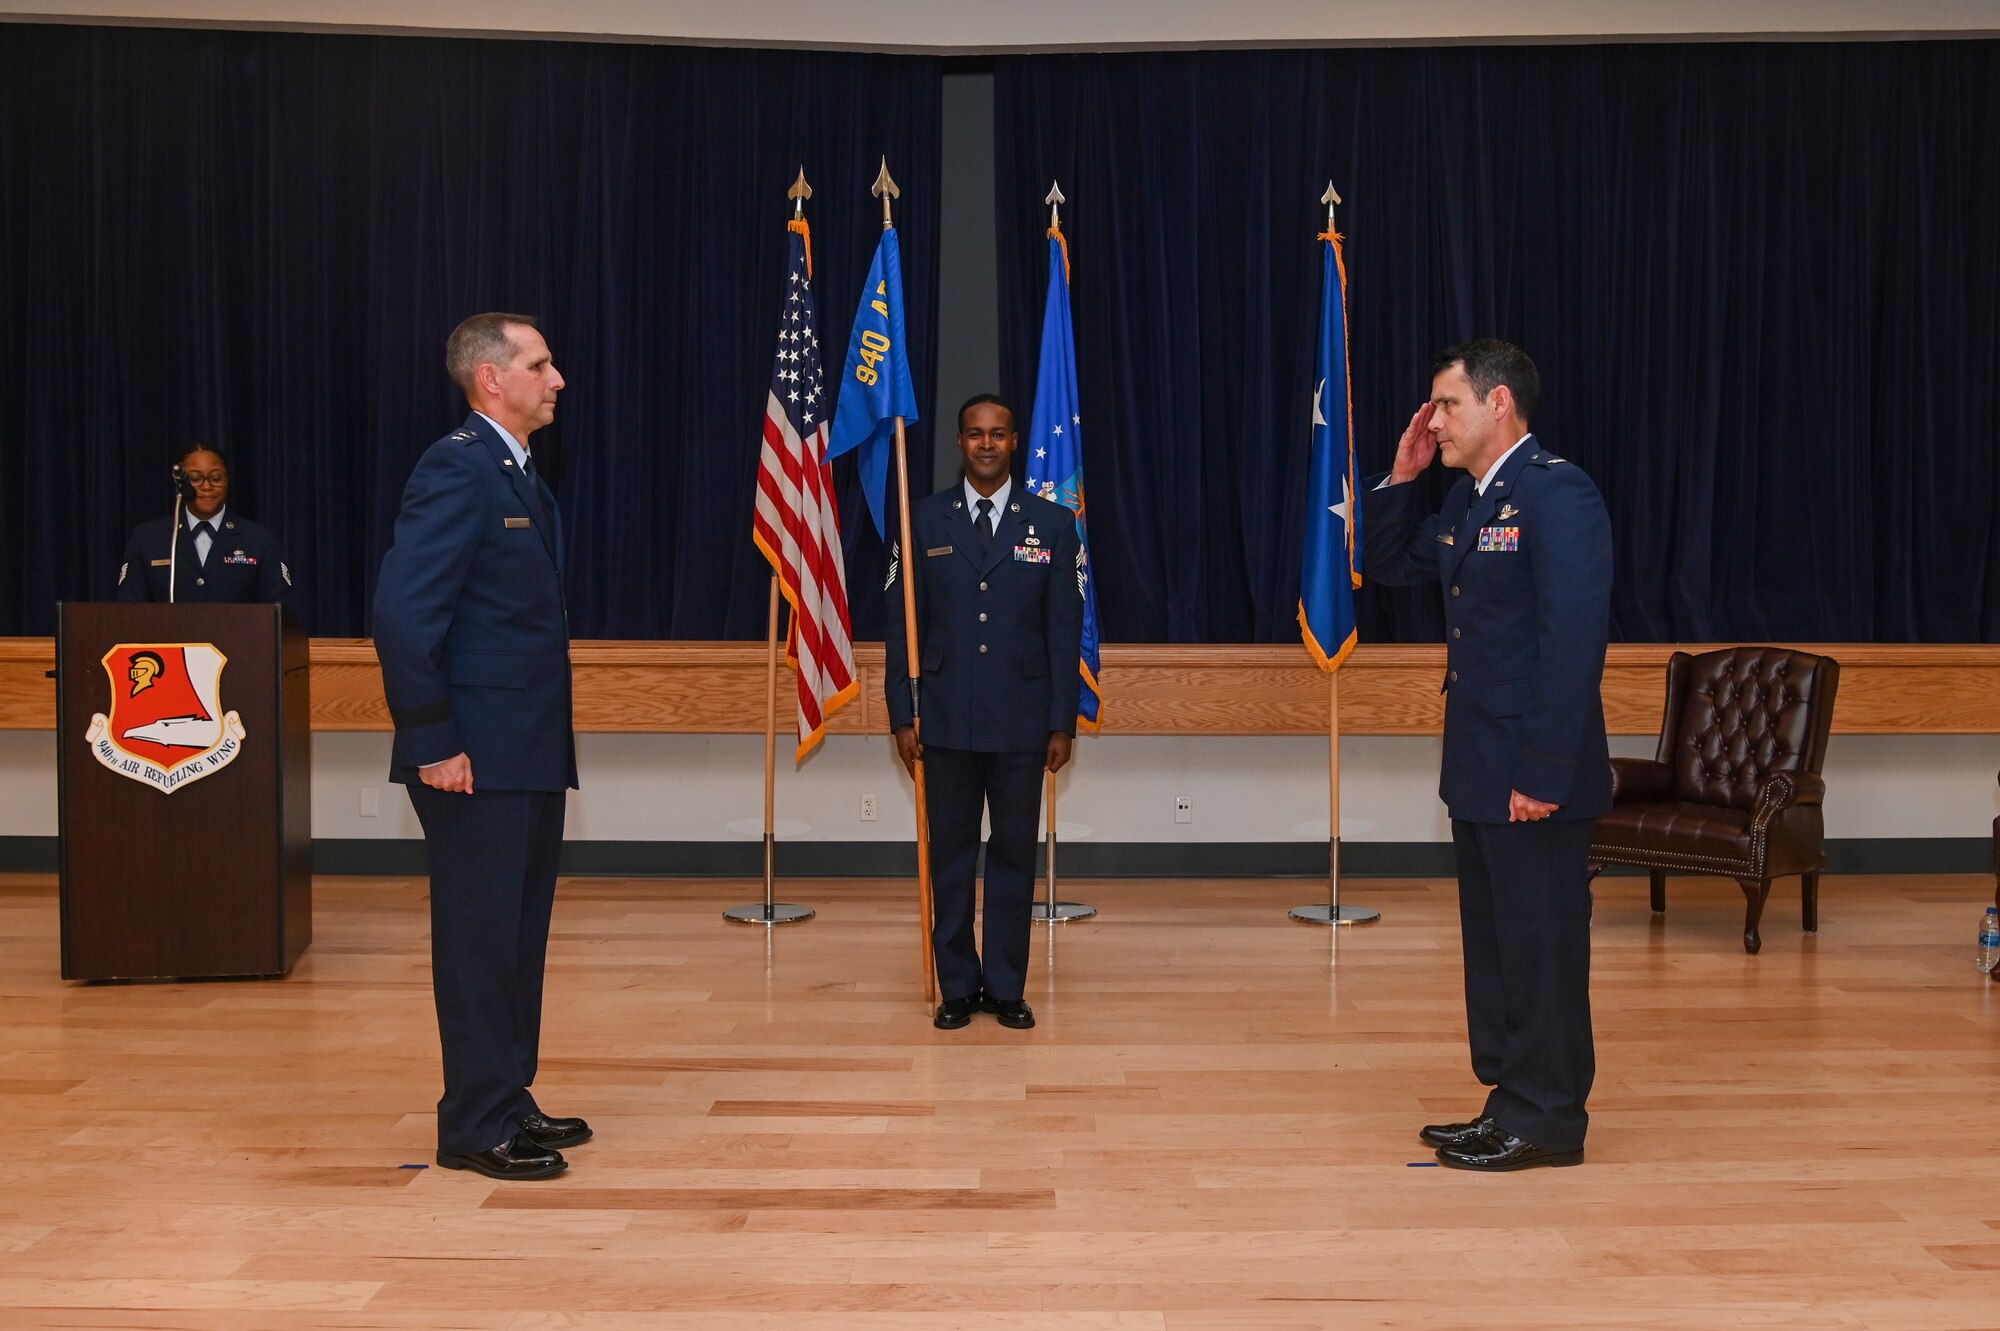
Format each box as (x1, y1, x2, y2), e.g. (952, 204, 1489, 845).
(116, 444, 291, 604)
(1365, 340, 1613, 1172)
(886, 394, 1085, 1032)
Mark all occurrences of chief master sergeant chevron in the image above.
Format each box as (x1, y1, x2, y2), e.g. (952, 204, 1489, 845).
(886, 394, 1084, 1033)
(1364, 339, 1612, 1172)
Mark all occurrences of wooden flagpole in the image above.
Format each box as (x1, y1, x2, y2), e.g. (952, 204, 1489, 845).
(876, 159, 938, 1004)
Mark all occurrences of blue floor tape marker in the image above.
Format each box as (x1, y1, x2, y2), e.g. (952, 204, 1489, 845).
(1407, 1161, 1441, 1167)
(400, 1164, 428, 1170)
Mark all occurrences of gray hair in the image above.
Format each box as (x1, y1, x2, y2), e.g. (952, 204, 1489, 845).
(445, 313, 537, 398)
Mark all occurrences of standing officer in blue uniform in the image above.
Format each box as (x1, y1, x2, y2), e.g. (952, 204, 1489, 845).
(1365, 340, 1612, 1171)
(116, 444, 291, 604)
(374, 313, 586, 1181)
(887, 395, 1085, 1032)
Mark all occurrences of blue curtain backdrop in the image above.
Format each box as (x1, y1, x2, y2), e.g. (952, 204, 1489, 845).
(0, 24, 941, 638)
(994, 42, 2000, 644)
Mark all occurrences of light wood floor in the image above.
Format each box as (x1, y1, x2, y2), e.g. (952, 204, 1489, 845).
(1, 868, 1998, 1330)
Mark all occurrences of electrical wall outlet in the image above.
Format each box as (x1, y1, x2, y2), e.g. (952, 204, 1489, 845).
(359, 788, 379, 818)
(1174, 795, 1193, 824)
(860, 793, 878, 822)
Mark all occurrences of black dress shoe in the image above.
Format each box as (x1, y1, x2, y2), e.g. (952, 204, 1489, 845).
(436, 1132, 567, 1181)
(1435, 1127, 1583, 1172)
(1419, 1115, 1496, 1148)
(983, 997, 1035, 1029)
(520, 1112, 592, 1149)
(934, 993, 983, 1029)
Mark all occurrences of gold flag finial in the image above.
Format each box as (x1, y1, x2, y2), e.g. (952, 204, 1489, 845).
(872, 157, 900, 229)
(1045, 180, 1066, 230)
(788, 167, 812, 217)
(1321, 180, 1342, 229)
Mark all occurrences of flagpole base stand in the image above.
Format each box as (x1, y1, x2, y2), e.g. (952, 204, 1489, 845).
(723, 903, 815, 926)
(1288, 904, 1380, 926)
(1033, 901, 1097, 923)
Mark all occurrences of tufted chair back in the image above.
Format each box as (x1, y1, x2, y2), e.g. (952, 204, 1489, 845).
(1661, 647, 1839, 812)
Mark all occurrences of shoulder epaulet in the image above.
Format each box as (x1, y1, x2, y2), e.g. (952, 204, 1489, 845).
(448, 429, 478, 442)
(1525, 450, 1567, 466)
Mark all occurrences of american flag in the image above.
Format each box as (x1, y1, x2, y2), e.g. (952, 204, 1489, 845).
(753, 218, 858, 757)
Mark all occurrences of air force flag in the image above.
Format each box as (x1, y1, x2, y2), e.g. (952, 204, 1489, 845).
(1298, 227, 1361, 670)
(1024, 228, 1102, 728)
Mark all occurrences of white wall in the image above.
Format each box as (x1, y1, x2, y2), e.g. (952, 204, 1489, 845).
(2, 1, 1995, 50)
(5, 727, 1996, 844)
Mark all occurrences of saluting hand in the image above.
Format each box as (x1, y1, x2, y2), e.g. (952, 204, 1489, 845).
(420, 752, 475, 794)
(1509, 790, 1559, 822)
(1390, 402, 1438, 484)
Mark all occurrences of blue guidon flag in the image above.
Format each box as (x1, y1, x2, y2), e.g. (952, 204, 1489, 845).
(1298, 223, 1361, 671)
(827, 226, 920, 539)
(1024, 225, 1102, 729)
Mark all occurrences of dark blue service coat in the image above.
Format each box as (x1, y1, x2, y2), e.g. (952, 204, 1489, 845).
(373, 413, 576, 792)
(116, 513, 291, 604)
(1364, 436, 1613, 823)
(884, 486, 1085, 752)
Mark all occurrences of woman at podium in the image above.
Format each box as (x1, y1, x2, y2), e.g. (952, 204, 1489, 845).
(116, 444, 292, 604)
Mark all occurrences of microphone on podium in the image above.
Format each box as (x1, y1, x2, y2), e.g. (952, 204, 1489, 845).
(171, 463, 196, 504)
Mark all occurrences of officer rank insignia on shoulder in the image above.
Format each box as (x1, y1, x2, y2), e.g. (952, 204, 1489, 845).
(450, 429, 477, 441)
(1477, 527, 1521, 552)
(1014, 545, 1051, 564)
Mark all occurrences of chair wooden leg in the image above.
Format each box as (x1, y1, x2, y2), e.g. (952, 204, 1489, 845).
(1801, 871, 1820, 933)
(1649, 870, 1667, 914)
(1738, 877, 1771, 955)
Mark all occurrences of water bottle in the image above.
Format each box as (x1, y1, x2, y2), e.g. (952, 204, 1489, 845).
(1979, 907, 2000, 974)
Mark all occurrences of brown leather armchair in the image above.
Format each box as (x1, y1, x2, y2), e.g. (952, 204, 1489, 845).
(1589, 646, 1839, 954)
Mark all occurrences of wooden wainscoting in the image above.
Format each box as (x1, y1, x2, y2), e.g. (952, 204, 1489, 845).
(3, 637, 1999, 734)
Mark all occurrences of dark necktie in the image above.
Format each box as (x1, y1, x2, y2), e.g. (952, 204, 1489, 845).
(974, 497, 994, 552)
(193, 519, 216, 565)
(524, 455, 556, 513)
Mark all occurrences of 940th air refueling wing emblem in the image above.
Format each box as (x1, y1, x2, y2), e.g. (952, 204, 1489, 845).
(84, 643, 247, 793)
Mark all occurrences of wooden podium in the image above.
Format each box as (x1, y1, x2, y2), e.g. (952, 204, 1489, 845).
(55, 603, 312, 980)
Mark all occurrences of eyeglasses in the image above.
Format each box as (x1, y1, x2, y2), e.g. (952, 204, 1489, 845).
(183, 472, 228, 487)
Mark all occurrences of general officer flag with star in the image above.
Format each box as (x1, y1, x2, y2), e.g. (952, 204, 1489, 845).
(827, 227, 920, 539)
(1298, 225, 1361, 670)
(1024, 226, 1102, 728)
